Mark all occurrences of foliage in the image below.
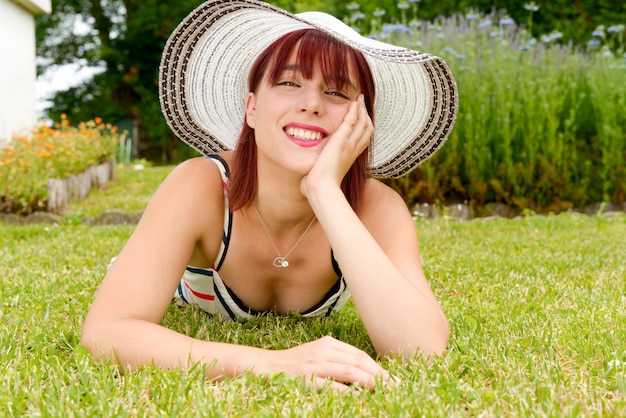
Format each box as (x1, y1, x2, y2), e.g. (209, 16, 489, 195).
(36, 0, 626, 211)
(1, 214, 625, 415)
(0, 115, 119, 214)
(36, 0, 203, 162)
(366, 8, 626, 212)
(37, 0, 624, 164)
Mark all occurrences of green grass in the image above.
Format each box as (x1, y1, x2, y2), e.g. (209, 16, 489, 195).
(1, 167, 625, 416)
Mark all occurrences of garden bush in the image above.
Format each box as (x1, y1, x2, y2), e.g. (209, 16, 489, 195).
(348, 5, 626, 213)
(0, 115, 120, 214)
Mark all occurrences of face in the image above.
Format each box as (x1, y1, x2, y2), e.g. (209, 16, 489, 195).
(245, 47, 361, 176)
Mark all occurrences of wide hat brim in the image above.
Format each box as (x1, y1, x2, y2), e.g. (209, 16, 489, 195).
(159, 0, 458, 178)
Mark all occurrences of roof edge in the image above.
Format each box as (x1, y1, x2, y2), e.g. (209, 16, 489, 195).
(11, 0, 52, 15)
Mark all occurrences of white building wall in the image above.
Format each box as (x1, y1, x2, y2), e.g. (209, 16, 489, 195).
(0, 0, 51, 144)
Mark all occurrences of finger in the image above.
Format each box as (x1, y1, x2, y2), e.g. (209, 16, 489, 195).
(313, 376, 351, 393)
(351, 95, 374, 148)
(321, 338, 391, 388)
(333, 100, 359, 139)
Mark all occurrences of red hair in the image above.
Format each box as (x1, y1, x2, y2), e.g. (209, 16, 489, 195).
(229, 29, 376, 212)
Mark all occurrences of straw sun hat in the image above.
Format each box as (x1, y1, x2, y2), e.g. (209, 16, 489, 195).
(159, 0, 458, 178)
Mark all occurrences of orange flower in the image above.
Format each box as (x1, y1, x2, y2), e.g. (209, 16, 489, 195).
(94, 117, 103, 124)
(44, 143, 55, 150)
(112, 125, 118, 132)
(37, 150, 52, 158)
(2, 157, 11, 164)
(19, 160, 26, 167)
(2, 146, 12, 154)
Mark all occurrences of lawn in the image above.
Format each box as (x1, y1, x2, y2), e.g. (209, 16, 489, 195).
(1, 165, 625, 416)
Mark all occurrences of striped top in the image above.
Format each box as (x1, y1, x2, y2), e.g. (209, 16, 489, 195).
(173, 155, 351, 320)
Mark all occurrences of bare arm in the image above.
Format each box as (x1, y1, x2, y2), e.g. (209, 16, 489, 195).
(81, 157, 390, 390)
(301, 96, 450, 359)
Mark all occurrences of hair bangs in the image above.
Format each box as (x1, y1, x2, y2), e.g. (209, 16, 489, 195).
(271, 31, 354, 92)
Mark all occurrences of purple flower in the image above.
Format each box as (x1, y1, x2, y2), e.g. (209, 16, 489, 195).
(550, 32, 563, 40)
(479, 20, 492, 29)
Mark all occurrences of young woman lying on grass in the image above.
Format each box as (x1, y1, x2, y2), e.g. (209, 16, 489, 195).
(81, 0, 458, 391)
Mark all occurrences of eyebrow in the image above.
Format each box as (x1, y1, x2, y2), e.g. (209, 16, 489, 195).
(281, 64, 357, 92)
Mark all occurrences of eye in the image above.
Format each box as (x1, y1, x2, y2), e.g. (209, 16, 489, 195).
(326, 90, 350, 100)
(276, 79, 300, 88)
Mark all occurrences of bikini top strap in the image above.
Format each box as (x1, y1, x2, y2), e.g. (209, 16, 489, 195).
(206, 155, 232, 271)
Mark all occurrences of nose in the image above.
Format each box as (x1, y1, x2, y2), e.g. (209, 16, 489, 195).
(298, 86, 324, 116)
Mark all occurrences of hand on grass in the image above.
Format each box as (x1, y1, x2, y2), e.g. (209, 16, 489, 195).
(266, 336, 391, 391)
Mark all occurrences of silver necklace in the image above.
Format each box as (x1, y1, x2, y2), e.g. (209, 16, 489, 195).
(252, 202, 316, 268)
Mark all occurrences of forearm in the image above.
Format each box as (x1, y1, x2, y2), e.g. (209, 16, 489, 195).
(307, 185, 449, 359)
(80, 318, 266, 379)
(80, 316, 391, 390)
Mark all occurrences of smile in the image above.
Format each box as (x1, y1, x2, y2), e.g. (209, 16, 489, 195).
(284, 127, 325, 141)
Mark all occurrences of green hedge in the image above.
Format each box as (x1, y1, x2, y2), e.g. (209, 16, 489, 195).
(367, 11, 626, 212)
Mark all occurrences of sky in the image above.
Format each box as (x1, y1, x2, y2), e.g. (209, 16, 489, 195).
(35, 63, 102, 118)
(35, 16, 102, 119)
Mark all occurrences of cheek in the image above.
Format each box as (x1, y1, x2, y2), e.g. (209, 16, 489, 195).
(331, 103, 351, 126)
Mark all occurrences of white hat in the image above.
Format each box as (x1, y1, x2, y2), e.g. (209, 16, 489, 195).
(159, 0, 458, 178)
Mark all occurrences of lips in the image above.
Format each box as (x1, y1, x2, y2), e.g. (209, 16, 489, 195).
(283, 123, 328, 148)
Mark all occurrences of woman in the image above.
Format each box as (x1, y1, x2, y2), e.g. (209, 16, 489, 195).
(81, 0, 458, 391)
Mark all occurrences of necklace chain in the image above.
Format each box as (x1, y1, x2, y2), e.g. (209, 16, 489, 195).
(252, 202, 316, 268)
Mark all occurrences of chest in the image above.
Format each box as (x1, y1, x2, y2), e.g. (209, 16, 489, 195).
(215, 220, 340, 314)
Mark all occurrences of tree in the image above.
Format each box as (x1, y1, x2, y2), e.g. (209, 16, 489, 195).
(37, 0, 205, 162)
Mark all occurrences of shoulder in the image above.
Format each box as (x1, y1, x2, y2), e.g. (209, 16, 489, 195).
(139, 155, 230, 237)
(167, 154, 230, 182)
(160, 153, 232, 198)
(361, 178, 409, 216)
(359, 178, 415, 239)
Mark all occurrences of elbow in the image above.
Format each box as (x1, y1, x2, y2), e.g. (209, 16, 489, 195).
(80, 316, 107, 361)
(379, 318, 451, 362)
(427, 318, 451, 358)
(80, 321, 97, 358)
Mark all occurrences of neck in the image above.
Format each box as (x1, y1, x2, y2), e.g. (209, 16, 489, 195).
(252, 159, 314, 229)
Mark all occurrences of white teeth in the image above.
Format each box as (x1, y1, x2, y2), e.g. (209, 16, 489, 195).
(285, 127, 323, 141)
